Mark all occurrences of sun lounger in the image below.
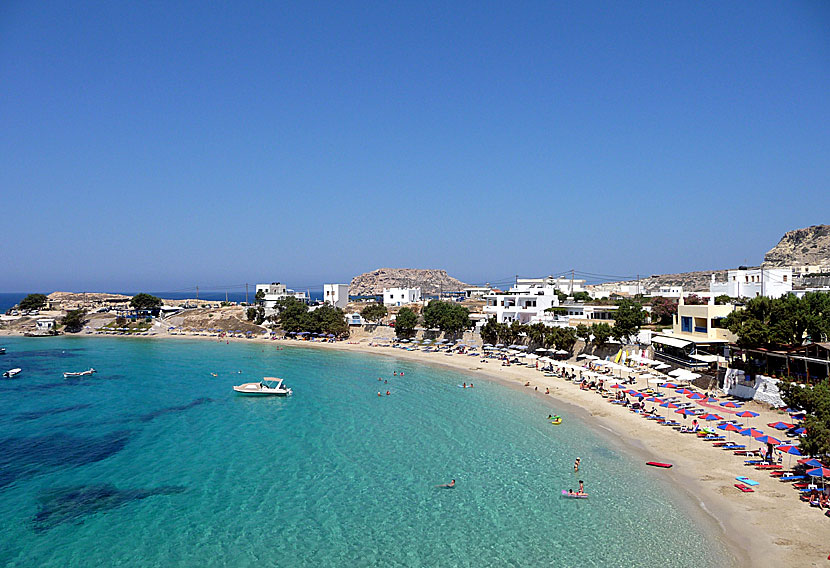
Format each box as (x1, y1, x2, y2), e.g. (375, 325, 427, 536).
(736, 476, 759, 486)
(701, 435, 725, 441)
(721, 444, 745, 450)
(778, 475, 805, 481)
(755, 464, 782, 470)
(734, 483, 754, 493)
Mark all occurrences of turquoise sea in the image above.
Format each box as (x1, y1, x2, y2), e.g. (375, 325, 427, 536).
(0, 337, 731, 567)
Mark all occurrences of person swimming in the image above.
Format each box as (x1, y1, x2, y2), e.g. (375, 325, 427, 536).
(436, 479, 455, 488)
(574, 457, 581, 472)
(386, 390, 391, 396)
(462, 382, 467, 388)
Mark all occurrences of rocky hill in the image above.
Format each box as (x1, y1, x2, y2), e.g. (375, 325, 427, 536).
(613, 269, 729, 293)
(349, 268, 469, 296)
(762, 224, 830, 267)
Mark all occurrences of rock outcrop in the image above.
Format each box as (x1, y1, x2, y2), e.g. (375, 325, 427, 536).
(349, 269, 469, 296)
(762, 224, 830, 267)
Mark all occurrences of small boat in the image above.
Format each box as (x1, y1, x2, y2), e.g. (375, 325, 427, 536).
(233, 377, 292, 396)
(561, 490, 588, 499)
(646, 461, 673, 468)
(63, 368, 96, 378)
(0, 347, 6, 354)
(3, 368, 21, 378)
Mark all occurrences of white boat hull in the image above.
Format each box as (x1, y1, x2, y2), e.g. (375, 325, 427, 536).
(233, 381, 292, 396)
(3, 368, 21, 378)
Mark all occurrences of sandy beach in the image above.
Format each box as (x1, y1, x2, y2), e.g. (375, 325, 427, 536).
(4, 329, 829, 566)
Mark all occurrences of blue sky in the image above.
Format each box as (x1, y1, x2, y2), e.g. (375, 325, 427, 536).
(1, 2, 828, 293)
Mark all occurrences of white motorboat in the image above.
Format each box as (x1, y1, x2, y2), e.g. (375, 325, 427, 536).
(233, 377, 292, 396)
(0, 347, 6, 354)
(3, 368, 21, 378)
(63, 368, 96, 378)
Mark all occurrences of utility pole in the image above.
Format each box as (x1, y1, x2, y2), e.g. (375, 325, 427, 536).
(637, 274, 640, 297)
(570, 269, 575, 296)
(196, 286, 199, 301)
(245, 283, 249, 305)
(760, 268, 764, 298)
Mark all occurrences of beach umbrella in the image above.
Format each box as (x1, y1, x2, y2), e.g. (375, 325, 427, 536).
(806, 467, 830, 489)
(720, 401, 741, 409)
(775, 444, 802, 456)
(687, 393, 704, 400)
(799, 458, 825, 468)
(739, 428, 764, 438)
(718, 422, 741, 440)
(675, 408, 697, 416)
(646, 396, 664, 404)
(660, 402, 679, 409)
(663, 382, 678, 389)
(704, 397, 719, 403)
(676, 388, 694, 396)
(756, 435, 781, 446)
(768, 421, 794, 430)
(610, 383, 623, 389)
(700, 413, 722, 421)
(737, 411, 759, 418)
(792, 427, 806, 435)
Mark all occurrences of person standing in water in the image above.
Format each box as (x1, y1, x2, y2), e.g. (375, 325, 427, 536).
(578, 480, 584, 494)
(574, 457, 581, 472)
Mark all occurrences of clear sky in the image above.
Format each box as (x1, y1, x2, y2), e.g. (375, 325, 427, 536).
(1, 1, 828, 293)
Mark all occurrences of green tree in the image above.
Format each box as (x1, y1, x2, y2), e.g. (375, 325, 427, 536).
(246, 306, 265, 325)
(780, 380, 830, 457)
(19, 294, 48, 311)
(275, 297, 312, 333)
(714, 295, 733, 305)
(575, 324, 591, 345)
(480, 317, 501, 344)
(255, 289, 265, 305)
(361, 303, 388, 324)
(311, 304, 349, 337)
(612, 299, 646, 342)
(591, 323, 612, 348)
(395, 307, 418, 338)
(130, 293, 163, 311)
(62, 309, 86, 333)
(422, 300, 470, 334)
(571, 291, 591, 303)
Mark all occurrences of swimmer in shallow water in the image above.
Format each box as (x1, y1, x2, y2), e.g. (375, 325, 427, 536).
(436, 479, 455, 488)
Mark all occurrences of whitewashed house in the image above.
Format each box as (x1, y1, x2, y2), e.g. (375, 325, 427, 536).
(709, 268, 792, 299)
(483, 283, 560, 324)
(36, 318, 56, 332)
(256, 282, 309, 315)
(383, 287, 421, 307)
(323, 284, 349, 309)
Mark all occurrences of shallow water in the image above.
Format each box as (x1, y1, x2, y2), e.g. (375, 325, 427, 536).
(0, 337, 730, 566)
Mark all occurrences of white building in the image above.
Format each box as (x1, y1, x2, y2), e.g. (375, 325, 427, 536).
(383, 287, 422, 307)
(483, 282, 560, 324)
(516, 276, 586, 295)
(709, 268, 792, 299)
(323, 284, 349, 309)
(36, 318, 56, 331)
(587, 283, 641, 299)
(345, 312, 364, 326)
(256, 282, 309, 315)
(463, 287, 493, 299)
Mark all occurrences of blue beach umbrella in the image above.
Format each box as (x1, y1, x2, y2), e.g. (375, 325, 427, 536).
(801, 459, 825, 468)
(775, 444, 802, 456)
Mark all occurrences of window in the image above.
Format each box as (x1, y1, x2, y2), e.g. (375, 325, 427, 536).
(681, 316, 693, 333)
(783, 275, 788, 282)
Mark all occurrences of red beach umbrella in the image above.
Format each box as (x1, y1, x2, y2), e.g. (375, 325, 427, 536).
(720, 401, 740, 409)
(687, 393, 704, 400)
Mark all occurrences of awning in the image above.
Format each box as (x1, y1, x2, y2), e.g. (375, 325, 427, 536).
(690, 353, 719, 363)
(651, 336, 693, 349)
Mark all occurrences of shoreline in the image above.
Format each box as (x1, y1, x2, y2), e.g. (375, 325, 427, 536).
(4, 331, 828, 565)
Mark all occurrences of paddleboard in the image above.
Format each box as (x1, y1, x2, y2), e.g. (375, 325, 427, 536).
(646, 461, 673, 468)
(561, 490, 588, 499)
